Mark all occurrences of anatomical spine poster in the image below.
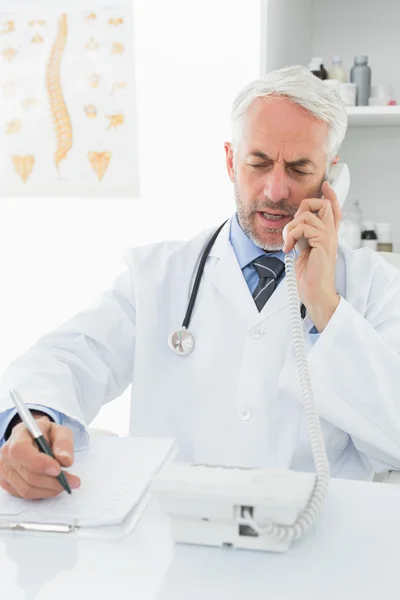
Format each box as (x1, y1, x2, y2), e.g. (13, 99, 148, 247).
(0, 3, 139, 197)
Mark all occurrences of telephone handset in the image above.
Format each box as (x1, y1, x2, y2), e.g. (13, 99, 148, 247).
(283, 162, 351, 253)
(327, 162, 351, 208)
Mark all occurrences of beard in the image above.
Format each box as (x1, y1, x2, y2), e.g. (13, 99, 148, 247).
(234, 183, 297, 251)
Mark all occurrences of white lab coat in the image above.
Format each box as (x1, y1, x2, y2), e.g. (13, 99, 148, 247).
(1, 220, 400, 480)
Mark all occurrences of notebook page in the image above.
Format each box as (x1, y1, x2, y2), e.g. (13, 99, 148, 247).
(0, 436, 175, 527)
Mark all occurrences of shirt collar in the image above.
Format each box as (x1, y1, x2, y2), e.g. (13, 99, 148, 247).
(229, 213, 287, 268)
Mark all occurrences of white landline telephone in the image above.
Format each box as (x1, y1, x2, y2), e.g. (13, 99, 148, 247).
(152, 164, 351, 553)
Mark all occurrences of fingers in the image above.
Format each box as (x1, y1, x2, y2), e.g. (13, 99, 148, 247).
(0, 476, 25, 498)
(49, 423, 74, 468)
(292, 211, 327, 231)
(322, 181, 342, 231)
(5, 424, 62, 475)
(296, 183, 341, 231)
(283, 212, 328, 253)
(283, 223, 327, 253)
(0, 465, 62, 500)
(0, 477, 19, 498)
(0, 420, 81, 500)
(0, 460, 80, 499)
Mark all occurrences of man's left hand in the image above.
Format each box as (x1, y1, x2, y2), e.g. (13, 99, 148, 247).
(282, 180, 341, 332)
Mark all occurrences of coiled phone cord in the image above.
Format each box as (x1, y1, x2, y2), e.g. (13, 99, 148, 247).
(246, 251, 330, 542)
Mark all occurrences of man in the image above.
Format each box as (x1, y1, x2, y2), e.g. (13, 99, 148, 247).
(1, 65, 400, 501)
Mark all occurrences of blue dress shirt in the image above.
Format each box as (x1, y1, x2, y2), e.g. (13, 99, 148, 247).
(229, 213, 318, 333)
(229, 213, 318, 329)
(0, 214, 317, 446)
(0, 405, 63, 447)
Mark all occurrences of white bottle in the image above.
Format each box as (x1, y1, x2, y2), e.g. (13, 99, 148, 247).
(376, 223, 393, 252)
(329, 55, 347, 83)
(361, 221, 378, 251)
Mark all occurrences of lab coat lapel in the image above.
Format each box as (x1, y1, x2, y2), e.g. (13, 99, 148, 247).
(205, 246, 259, 320)
(256, 275, 289, 325)
(204, 220, 289, 324)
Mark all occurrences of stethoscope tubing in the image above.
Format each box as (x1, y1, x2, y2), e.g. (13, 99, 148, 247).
(169, 219, 306, 355)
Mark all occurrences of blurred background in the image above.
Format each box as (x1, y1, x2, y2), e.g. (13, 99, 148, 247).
(0, 0, 261, 433)
(1, 0, 398, 433)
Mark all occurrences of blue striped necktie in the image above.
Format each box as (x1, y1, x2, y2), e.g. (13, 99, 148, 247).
(251, 256, 285, 312)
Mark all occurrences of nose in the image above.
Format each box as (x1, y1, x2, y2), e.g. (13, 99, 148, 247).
(262, 166, 289, 202)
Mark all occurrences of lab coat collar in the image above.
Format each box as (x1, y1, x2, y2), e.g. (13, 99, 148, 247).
(205, 217, 289, 325)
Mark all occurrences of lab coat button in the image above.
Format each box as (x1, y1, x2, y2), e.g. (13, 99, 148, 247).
(239, 408, 252, 421)
(251, 329, 262, 339)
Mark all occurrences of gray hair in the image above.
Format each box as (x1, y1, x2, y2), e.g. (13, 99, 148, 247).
(231, 65, 348, 166)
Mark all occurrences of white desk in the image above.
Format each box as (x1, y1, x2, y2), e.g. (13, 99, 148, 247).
(1, 478, 400, 600)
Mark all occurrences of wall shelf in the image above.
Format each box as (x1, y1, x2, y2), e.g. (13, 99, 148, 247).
(346, 106, 400, 127)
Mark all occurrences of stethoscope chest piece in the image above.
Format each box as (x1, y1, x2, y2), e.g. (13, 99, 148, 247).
(168, 220, 227, 356)
(168, 327, 195, 356)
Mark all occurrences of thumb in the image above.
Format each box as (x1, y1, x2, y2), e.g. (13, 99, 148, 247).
(322, 180, 342, 230)
(322, 179, 333, 197)
(48, 423, 74, 468)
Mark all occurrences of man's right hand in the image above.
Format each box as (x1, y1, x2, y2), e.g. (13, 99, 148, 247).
(0, 416, 81, 500)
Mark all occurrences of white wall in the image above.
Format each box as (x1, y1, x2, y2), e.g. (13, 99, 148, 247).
(263, 0, 312, 72)
(0, 0, 262, 434)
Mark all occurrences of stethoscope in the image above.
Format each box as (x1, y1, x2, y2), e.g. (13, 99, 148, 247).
(168, 220, 307, 356)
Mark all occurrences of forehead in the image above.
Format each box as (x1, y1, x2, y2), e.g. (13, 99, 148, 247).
(240, 96, 328, 158)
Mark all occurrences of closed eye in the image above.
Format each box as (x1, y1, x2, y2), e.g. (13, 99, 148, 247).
(291, 168, 309, 176)
(248, 163, 311, 176)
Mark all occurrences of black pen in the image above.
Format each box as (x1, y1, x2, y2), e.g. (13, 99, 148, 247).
(9, 388, 72, 495)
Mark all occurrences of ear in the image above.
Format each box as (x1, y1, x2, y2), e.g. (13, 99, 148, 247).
(331, 155, 339, 165)
(224, 142, 235, 183)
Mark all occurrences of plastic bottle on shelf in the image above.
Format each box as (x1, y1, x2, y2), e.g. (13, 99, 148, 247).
(361, 221, 378, 251)
(339, 199, 363, 249)
(328, 56, 347, 82)
(308, 57, 328, 80)
(350, 55, 371, 106)
(376, 223, 393, 252)
(369, 85, 396, 107)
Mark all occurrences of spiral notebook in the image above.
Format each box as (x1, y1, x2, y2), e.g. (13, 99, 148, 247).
(0, 436, 176, 537)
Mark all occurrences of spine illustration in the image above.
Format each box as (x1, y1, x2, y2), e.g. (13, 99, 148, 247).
(46, 14, 73, 172)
